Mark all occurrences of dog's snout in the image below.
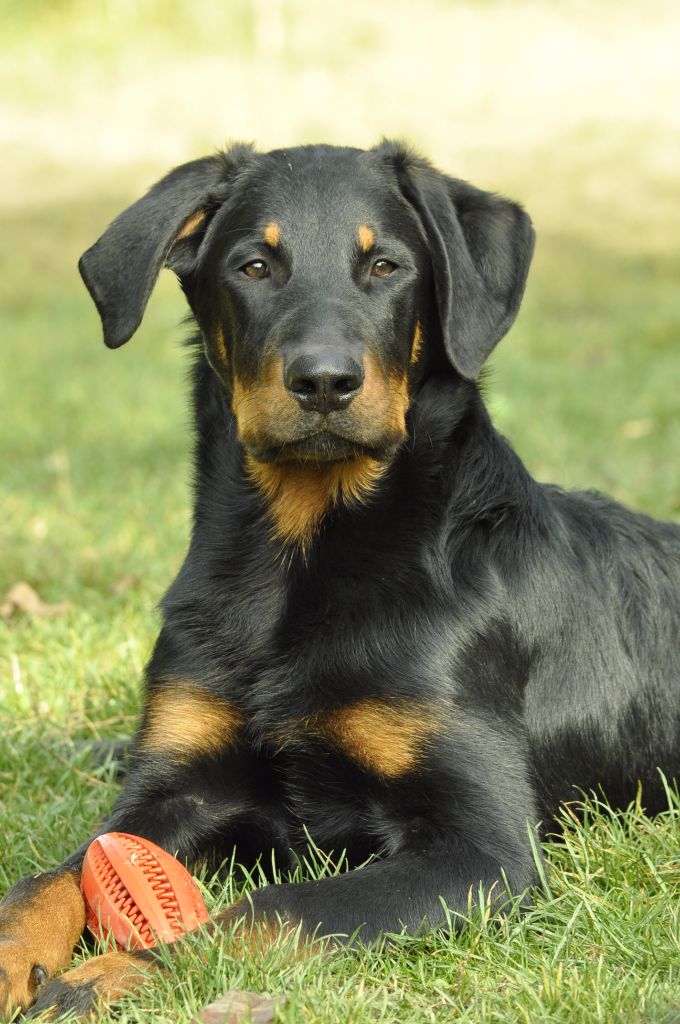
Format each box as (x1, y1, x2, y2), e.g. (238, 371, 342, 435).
(285, 352, 364, 413)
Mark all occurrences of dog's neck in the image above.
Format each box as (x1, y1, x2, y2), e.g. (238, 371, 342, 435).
(245, 454, 387, 555)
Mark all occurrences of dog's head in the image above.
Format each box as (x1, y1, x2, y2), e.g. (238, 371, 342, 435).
(80, 142, 534, 545)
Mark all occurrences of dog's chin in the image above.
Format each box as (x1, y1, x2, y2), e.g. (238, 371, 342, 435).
(247, 431, 395, 465)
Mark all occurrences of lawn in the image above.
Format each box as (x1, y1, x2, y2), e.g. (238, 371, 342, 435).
(1, 2, 679, 1021)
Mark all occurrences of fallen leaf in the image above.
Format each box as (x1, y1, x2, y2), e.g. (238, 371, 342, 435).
(621, 417, 654, 440)
(0, 582, 70, 620)
(111, 573, 139, 596)
(192, 990, 284, 1024)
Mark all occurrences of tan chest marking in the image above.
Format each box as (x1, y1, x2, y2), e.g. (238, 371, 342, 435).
(246, 455, 385, 554)
(307, 698, 443, 779)
(141, 680, 244, 762)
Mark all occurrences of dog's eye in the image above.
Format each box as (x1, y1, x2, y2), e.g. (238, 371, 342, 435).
(241, 260, 270, 279)
(371, 259, 397, 278)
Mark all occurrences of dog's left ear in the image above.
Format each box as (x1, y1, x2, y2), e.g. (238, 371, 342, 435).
(383, 145, 535, 380)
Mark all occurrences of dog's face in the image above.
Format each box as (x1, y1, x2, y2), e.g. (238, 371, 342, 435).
(79, 141, 535, 494)
(195, 148, 429, 465)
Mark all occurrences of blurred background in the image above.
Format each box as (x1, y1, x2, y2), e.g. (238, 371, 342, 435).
(1, 0, 679, 728)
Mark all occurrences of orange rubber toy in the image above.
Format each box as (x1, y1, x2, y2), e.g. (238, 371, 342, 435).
(81, 832, 209, 950)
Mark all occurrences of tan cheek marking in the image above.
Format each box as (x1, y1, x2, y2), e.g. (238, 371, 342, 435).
(0, 870, 85, 1015)
(231, 357, 300, 447)
(246, 455, 386, 553)
(214, 326, 228, 367)
(310, 699, 443, 779)
(140, 681, 244, 762)
(263, 221, 281, 247)
(354, 353, 410, 440)
(410, 321, 423, 365)
(358, 224, 375, 252)
(174, 209, 207, 241)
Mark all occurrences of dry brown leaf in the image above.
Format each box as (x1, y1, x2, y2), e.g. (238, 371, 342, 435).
(111, 572, 139, 596)
(0, 582, 70, 620)
(192, 990, 284, 1024)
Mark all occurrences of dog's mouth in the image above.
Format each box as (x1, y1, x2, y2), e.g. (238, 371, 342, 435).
(247, 429, 389, 465)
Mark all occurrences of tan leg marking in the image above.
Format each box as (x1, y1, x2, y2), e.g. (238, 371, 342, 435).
(246, 455, 386, 553)
(309, 699, 444, 778)
(0, 869, 85, 1015)
(140, 680, 244, 762)
(263, 221, 281, 247)
(35, 951, 152, 1019)
(358, 224, 375, 252)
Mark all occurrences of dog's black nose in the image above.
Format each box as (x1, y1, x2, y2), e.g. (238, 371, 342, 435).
(285, 353, 364, 413)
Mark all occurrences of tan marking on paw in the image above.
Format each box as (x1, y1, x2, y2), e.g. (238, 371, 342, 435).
(0, 869, 85, 1015)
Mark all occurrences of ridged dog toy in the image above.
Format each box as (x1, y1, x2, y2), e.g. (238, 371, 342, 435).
(81, 832, 209, 949)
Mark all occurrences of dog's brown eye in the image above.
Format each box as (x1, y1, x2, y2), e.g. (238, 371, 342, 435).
(371, 259, 397, 278)
(241, 260, 270, 279)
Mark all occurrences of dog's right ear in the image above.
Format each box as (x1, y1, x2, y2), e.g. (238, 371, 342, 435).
(79, 152, 241, 349)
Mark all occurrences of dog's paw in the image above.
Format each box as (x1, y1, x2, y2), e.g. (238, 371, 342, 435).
(0, 870, 85, 1018)
(25, 952, 152, 1021)
(0, 947, 49, 1018)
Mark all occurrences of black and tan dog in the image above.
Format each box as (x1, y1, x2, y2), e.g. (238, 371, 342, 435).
(2, 141, 679, 1019)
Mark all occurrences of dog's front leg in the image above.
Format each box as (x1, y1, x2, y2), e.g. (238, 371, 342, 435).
(217, 830, 538, 947)
(13, 742, 281, 1021)
(0, 867, 86, 1017)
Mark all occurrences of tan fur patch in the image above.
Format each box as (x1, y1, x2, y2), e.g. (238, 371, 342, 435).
(356, 354, 410, 440)
(358, 224, 375, 252)
(214, 325, 228, 367)
(231, 357, 301, 448)
(215, 900, 318, 958)
(174, 209, 207, 241)
(310, 699, 443, 778)
(263, 221, 281, 247)
(247, 455, 385, 552)
(51, 951, 150, 1010)
(410, 321, 424, 365)
(232, 354, 408, 552)
(140, 681, 244, 762)
(0, 870, 85, 1015)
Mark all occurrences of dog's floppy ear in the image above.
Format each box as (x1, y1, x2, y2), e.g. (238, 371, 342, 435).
(383, 144, 535, 380)
(79, 154, 236, 349)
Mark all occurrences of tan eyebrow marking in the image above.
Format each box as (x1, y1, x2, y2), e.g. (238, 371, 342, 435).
(358, 224, 375, 252)
(263, 221, 281, 247)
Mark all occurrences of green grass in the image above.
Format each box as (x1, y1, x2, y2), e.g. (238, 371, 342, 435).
(2, 2, 680, 1021)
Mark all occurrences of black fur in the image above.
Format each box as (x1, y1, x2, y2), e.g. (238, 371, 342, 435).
(1, 141, 679, 1016)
